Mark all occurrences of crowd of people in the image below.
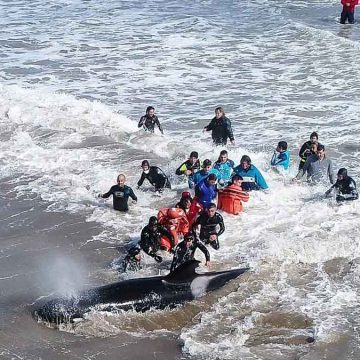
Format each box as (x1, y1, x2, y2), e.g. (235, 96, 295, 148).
(99, 107, 358, 274)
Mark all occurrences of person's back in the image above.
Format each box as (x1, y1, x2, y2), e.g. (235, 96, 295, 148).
(121, 247, 142, 272)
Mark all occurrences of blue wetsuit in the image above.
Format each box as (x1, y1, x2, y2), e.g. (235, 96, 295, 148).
(271, 150, 290, 170)
(233, 164, 268, 191)
(213, 159, 235, 185)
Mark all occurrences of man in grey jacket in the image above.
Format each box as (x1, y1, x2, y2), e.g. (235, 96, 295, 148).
(294, 144, 335, 184)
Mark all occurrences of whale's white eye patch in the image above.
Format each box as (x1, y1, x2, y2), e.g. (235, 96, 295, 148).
(190, 276, 215, 298)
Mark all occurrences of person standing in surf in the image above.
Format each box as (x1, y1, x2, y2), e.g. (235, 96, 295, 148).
(298, 132, 319, 171)
(203, 107, 235, 146)
(340, 0, 358, 24)
(138, 106, 164, 134)
(99, 174, 137, 212)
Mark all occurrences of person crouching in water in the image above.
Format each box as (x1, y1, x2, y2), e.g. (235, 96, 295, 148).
(139, 216, 175, 263)
(137, 160, 171, 193)
(325, 168, 359, 202)
(170, 232, 210, 272)
(98, 174, 137, 211)
(271, 141, 290, 172)
(340, 0, 358, 24)
(192, 203, 225, 250)
(218, 175, 249, 215)
(176, 191, 203, 227)
(121, 246, 142, 272)
(157, 207, 189, 251)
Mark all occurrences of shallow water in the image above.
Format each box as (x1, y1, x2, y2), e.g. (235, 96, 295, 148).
(1, 0, 360, 359)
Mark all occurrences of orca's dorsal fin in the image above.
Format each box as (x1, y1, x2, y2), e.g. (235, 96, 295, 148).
(164, 260, 201, 283)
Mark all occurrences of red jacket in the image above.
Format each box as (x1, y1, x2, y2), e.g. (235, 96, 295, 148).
(342, 0, 358, 12)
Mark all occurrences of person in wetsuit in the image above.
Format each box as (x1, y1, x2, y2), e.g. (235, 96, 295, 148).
(298, 132, 319, 171)
(175, 151, 201, 189)
(325, 168, 359, 202)
(137, 160, 171, 192)
(203, 106, 235, 146)
(138, 106, 164, 134)
(170, 232, 210, 272)
(139, 216, 175, 263)
(121, 246, 142, 272)
(99, 174, 137, 211)
(192, 203, 225, 250)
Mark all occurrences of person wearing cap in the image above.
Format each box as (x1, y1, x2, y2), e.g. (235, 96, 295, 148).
(138, 106, 164, 134)
(194, 173, 218, 209)
(325, 168, 358, 202)
(217, 175, 249, 215)
(213, 149, 235, 187)
(192, 159, 220, 187)
(175, 151, 201, 189)
(139, 216, 175, 263)
(192, 203, 225, 250)
(294, 144, 335, 185)
(233, 155, 269, 191)
(170, 232, 210, 272)
(271, 141, 290, 171)
(98, 174, 137, 211)
(298, 132, 319, 171)
(137, 160, 171, 192)
(121, 246, 142, 272)
(203, 107, 235, 146)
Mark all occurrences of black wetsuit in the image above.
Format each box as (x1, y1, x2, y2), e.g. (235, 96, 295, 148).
(298, 141, 315, 170)
(121, 255, 142, 272)
(101, 185, 137, 211)
(137, 166, 171, 191)
(139, 224, 175, 258)
(170, 239, 210, 272)
(138, 115, 163, 134)
(329, 176, 359, 202)
(175, 159, 201, 176)
(204, 116, 234, 145)
(192, 211, 225, 250)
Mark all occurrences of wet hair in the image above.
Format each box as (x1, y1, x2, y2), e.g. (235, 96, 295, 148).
(232, 174, 243, 182)
(310, 132, 318, 140)
(184, 232, 195, 241)
(207, 173, 217, 181)
(203, 159, 212, 167)
(148, 216, 158, 226)
(141, 160, 150, 167)
(207, 203, 217, 209)
(277, 141, 288, 150)
(146, 106, 155, 113)
(240, 155, 251, 164)
(317, 144, 325, 151)
(337, 168, 348, 177)
(190, 151, 198, 158)
(128, 246, 141, 257)
(215, 106, 225, 116)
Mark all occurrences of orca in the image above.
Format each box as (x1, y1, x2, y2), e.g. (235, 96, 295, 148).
(33, 260, 249, 324)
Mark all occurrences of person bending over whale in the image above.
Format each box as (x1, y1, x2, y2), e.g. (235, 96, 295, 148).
(138, 106, 164, 134)
(137, 160, 171, 193)
(325, 168, 359, 202)
(121, 246, 142, 272)
(139, 216, 175, 263)
(170, 232, 210, 272)
(99, 174, 137, 212)
(192, 203, 225, 250)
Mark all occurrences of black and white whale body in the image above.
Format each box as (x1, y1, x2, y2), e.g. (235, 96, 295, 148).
(33, 260, 249, 324)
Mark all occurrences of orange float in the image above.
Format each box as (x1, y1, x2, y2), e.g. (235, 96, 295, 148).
(157, 208, 189, 251)
(217, 184, 249, 215)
